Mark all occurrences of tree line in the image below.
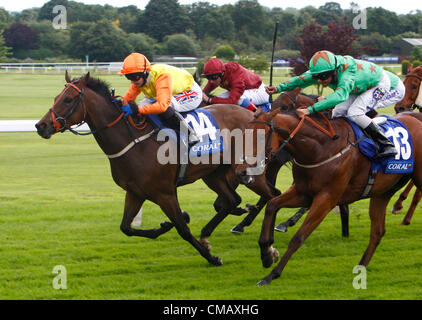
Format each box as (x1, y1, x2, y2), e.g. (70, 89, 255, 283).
(0, 0, 421, 63)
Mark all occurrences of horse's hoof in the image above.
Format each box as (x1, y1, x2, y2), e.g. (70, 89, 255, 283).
(262, 246, 278, 268)
(257, 276, 272, 286)
(160, 221, 173, 231)
(274, 222, 288, 233)
(391, 206, 402, 214)
(182, 211, 190, 224)
(231, 225, 244, 234)
(211, 256, 223, 266)
(401, 220, 411, 226)
(262, 253, 274, 268)
(231, 207, 248, 216)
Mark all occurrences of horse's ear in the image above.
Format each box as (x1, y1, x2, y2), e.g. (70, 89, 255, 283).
(269, 106, 280, 119)
(65, 70, 71, 83)
(292, 87, 301, 97)
(408, 63, 413, 74)
(79, 72, 90, 87)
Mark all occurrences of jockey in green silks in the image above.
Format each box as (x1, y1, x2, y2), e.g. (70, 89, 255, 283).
(266, 50, 405, 158)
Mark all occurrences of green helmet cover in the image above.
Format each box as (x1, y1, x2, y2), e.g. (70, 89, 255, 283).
(309, 51, 337, 74)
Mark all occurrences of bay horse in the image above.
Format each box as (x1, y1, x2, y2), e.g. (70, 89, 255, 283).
(35, 72, 279, 266)
(391, 66, 422, 225)
(236, 108, 422, 285)
(232, 88, 350, 238)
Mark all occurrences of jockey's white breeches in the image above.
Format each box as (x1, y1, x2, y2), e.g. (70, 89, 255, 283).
(332, 71, 405, 128)
(217, 83, 270, 106)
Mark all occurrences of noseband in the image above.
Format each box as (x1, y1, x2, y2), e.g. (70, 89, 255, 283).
(50, 82, 86, 133)
(49, 81, 130, 136)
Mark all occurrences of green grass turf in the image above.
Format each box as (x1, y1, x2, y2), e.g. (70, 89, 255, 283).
(0, 73, 420, 300)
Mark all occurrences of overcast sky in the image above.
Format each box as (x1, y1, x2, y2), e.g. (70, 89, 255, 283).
(0, 0, 418, 14)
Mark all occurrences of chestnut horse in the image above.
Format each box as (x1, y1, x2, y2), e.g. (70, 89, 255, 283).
(237, 108, 422, 285)
(391, 66, 422, 225)
(35, 72, 279, 266)
(232, 88, 350, 238)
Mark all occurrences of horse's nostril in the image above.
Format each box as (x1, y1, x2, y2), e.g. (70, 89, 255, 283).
(36, 122, 46, 131)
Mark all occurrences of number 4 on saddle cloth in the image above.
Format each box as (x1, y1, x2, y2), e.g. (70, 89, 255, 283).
(346, 116, 414, 174)
(148, 108, 224, 158)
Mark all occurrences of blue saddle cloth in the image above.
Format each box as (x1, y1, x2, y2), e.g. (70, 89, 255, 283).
(257, 102, 271, 112)
(346, 116, 414, 174)
(148, 108, 223, 157)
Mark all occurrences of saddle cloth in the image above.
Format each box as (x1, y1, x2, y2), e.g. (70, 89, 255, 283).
(148, 108, 223, 157)
(346, 115, 414, 174)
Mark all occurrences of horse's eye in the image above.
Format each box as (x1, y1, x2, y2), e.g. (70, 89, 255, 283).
(413, 85, 418, 90)
(64, 97, 72, 103)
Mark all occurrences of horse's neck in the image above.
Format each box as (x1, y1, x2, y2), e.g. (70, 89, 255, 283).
(297, 94, 317, 107)
(281, 115, 348, 162)
(85, 92, 151, 156)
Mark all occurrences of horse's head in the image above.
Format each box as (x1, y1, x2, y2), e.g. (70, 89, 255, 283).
(235, 108, 290, 185)
(395, 66, 422, 113)
(36, 71, 90, 139)
(271, 88, 301, 111)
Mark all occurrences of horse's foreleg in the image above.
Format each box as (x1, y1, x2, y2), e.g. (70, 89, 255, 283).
(392, 181, 414, 214)
(339, 204, 350, 238)
(201, 173, 242, 248)
(401, 188, 421, 225)
(258, 184, 309, 269)
(359, 196, 389, 266)
(274, 207, 308, 233)
(258, 192, 336, 286)
(120, 191, 174, 239)
(231, 171, 281, 234)
(231, 196, 267, 234)
(160, 195, 223, 266)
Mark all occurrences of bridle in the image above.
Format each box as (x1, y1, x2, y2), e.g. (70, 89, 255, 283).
(275, 91, 299, 111)
(248, 112, 340, 166)
(49, 80, 129, 136)
(50, 82, 86, 134)
(404, 73, 422, 111)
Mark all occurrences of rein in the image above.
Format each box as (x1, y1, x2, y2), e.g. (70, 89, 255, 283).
(50, 81, 156, 159)
(50, 82, 147, 136)
(250, 112, 343, 167)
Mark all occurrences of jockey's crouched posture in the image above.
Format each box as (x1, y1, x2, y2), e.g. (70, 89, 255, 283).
(120, 52, 202, 143)
(266, 50, 405, 158)
(201, 57, 270, 111)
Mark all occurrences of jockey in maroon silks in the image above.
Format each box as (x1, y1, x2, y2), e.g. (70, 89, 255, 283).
(201, 57, 270, 112)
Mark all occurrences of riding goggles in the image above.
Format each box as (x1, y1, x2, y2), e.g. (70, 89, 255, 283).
(312, 71, 334, 81)
(205, 74, 221, 80)
(125, 72, 145, 81)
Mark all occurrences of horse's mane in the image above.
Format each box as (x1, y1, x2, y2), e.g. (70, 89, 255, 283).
(74, 76, 113, 102)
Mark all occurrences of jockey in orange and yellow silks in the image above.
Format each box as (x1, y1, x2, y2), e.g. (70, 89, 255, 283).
(120, 53, 202, 114)
(120, 52, 201, 142)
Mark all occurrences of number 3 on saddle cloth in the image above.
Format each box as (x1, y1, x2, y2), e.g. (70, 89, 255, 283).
(148, 108, 224, 183)
(346, 116, 414, 198)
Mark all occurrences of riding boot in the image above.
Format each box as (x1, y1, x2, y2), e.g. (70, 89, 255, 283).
(159, 107, 200, 144)
(363, 122, 397, 159)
